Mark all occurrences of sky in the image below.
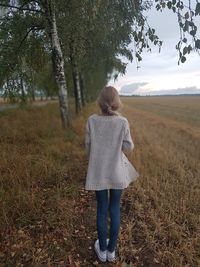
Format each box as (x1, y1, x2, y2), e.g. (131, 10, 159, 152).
(109, 1, 200, 95)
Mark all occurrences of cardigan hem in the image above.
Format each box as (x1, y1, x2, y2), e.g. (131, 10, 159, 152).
(85, 181, 133, 191)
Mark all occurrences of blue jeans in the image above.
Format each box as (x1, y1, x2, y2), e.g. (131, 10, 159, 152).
(95, 189, 122, 252)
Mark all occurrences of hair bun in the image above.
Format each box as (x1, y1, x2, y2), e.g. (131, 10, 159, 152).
(106, 103, 115, 115)
(97, 86, 121, 116)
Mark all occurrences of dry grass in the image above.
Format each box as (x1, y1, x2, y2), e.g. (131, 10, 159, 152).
(118, 96, 200, 267)
(123, 96, 200, 127)
(0, 102, 90, 266)
(0, 96, 199, 267)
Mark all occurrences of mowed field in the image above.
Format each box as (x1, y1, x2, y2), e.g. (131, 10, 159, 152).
(0, 96, 200, 267)
(119, 96, 200, 266)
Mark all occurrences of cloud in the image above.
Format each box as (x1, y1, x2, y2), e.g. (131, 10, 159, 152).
(119, 85, 200, 96)
(109, 3, 200, 93)
(148, 86, 200, 95)
(119, 82, 148, 95)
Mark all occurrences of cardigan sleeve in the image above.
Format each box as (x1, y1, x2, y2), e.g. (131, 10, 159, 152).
(122, 119, 134, 153)
(85, 118, 91, 158)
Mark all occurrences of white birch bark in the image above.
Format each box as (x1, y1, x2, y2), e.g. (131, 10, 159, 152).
(79, 71, 86, 106)
(44, 0, 70, 129)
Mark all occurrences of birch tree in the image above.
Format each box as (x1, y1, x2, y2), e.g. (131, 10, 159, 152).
(0, 0, 70, 129)
(43, 0, 70, 128)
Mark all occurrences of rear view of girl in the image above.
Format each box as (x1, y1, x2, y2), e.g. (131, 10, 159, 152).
(85, 86, 139, 263)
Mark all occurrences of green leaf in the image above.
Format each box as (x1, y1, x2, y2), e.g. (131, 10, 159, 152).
(149, 35, 154, 42)
(190, 29, 196, 37)
(155, 4, 161, 10)
(184, 12, 189, 20)
(183, 46, 188, 55)
(136, 53, 142, 62)
(187, 45, 192, 54)
(176, 40, 181, 49)
(134, 36, 138, 42)
(161, 2, 166, 8)
(138, 31, 142, 40)
(179, 22, 183, 27)
(188, 21, 194, 27)
(195, 39, 200, 49)
(183, 21, 189, 32)
(181, 56, 186, 63)
(195, 2, 200, 15)
(167, 1, 172, 9)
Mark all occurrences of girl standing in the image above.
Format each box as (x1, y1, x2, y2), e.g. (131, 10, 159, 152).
(85, 86, 139, 263)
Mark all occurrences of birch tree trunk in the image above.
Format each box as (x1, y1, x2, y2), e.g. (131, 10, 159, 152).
(70, 52, 82, 113)
(79, 71, 86, 106)
(20, 75, 26, 103)
(30, 71, 35, 102)
(44, 0, 70, 129)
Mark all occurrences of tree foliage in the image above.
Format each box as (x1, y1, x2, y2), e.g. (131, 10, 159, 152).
(0, 0, 199, 109)
(155, 0, 200, 64)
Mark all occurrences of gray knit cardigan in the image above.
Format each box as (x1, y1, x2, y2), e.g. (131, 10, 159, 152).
(85, 114, 139, 191)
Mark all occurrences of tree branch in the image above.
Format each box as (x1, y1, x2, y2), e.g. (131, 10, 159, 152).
(0, 3, 44, 14)
(18, 26, 37, 50)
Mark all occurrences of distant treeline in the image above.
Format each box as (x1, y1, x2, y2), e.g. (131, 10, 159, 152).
(120, 94, 200, 97)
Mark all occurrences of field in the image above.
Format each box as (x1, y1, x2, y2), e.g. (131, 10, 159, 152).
(0, 96, 200, 267)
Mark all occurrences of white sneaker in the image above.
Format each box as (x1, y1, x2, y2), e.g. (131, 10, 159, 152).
(107, 250, 116, 262)
(94, 239, 107, 262)
(107, 239, 116, 262)
(106, 239, 116, 262)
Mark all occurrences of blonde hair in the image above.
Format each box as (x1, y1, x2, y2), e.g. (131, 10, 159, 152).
(97, 86, 122, 116)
